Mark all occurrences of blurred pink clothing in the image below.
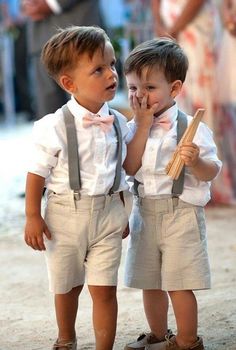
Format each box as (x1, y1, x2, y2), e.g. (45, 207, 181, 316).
(212, 28, 236, 205)
(159, 0, 219, 128)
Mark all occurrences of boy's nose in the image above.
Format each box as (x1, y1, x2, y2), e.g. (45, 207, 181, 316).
(107, 68, 117, 79)
(136, 89, 145, 99)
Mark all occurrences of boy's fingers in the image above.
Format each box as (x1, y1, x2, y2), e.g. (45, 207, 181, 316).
(37, 236, 46, 251)
(129, 95, 134, 109)
(141, 95, 147, 109)
(122, 225, 130, 239)
(25, 236, 32, 247)
(31, 237, 42, 250)
(133, 95, 140, 109)
(151, 102, 159, 113)
(44, 226, 51, 240)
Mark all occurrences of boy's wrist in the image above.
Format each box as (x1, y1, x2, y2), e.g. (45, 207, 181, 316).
(26, 211, 42, 219)
(188, 157, 200, 169)
(134, 117, 153, 130)
(135, 123, 151, 134)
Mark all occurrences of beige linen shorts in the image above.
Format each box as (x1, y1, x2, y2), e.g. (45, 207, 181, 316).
(44, 191, 128, 294)
(124, 196, 211, 291)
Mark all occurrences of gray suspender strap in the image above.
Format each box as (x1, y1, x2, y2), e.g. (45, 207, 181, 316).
(133, 178, 140, 196)
(63, 105, 122, 196)
(62, 104, 81, 194)
(108, 109, 122, 195)
(133, 109, 188, 197)
(171, 110, 188, 196)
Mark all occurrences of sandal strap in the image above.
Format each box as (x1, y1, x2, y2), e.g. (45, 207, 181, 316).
(53, 340, 76, 349)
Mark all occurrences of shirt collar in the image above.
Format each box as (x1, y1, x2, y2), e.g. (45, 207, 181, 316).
(157, 102, 178, 127)
(67, 96, 110, 121)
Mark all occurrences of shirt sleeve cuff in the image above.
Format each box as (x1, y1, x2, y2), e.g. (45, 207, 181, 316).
(45, 0, 62, 14)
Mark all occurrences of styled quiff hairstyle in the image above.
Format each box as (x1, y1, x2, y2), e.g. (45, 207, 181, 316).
(41, 26, 111, 82)
(124, 37, 189, 83)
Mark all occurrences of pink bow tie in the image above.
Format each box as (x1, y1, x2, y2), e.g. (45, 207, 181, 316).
(152, 115, 171, 130)
(82, 113, 114, 133)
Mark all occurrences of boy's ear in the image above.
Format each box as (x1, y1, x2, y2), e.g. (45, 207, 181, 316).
(170, 80, 182, 98)
(59, 74, 75, 94)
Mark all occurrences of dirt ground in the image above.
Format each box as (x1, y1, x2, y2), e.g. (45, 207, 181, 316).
(0, 122, 236, 350)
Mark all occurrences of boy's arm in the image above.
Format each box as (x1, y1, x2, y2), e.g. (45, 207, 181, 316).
(123, 126, 151, 176)
(25, 172, 51, 251)
(123, 95, 158, 176)
(179, 142, 220, 181)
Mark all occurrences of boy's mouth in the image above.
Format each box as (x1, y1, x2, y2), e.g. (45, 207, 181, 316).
(106, 82, 117, 91)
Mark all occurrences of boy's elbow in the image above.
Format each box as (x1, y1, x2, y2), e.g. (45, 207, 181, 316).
(123, 164, 136, 176)
(199, 162, 221, 182)
(127, 168, 137, 176)
(123, 159, 141, 176)
(211, 162, 222, 180)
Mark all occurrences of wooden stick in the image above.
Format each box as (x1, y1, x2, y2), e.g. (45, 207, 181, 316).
(165, 109, 205, 180)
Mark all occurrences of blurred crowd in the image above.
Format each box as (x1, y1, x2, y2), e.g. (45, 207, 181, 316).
(0, 0, 235, 204)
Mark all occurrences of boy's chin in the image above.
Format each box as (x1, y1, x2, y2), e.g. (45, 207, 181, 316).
(107, 90, 116, 100)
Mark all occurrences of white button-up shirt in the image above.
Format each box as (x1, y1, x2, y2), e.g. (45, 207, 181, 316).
(128, 103, 222, 206)
(28, 97, 132, 196)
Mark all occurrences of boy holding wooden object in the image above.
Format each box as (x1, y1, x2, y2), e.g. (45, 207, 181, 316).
(123, 37, 222, 350)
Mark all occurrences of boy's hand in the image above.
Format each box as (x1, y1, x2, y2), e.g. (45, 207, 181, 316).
(130, 94, 158, 130)
(25, 215, 51, 251)
(179, 142, 200, 168)
(122, 223, 130, 239)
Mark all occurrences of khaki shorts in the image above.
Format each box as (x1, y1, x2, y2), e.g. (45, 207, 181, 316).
(44, 192, 128, 294)
(124, 196, 211, 291)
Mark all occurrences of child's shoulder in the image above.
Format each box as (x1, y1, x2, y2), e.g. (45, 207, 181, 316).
(34, 108, 64, 129)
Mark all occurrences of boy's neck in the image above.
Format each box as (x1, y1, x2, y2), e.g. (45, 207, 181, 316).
(74, 96, 105, 114)
(154, 101, 175, 118)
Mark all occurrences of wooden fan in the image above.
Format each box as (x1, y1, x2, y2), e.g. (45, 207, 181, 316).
(165, 108, 205, 180)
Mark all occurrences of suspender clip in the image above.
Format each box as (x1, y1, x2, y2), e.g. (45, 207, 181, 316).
(74, 190, 80, 201)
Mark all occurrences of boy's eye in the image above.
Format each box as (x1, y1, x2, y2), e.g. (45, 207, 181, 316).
(129, 86, 136, 92)
(147, 86, 155, 91)
(111, 60, 116, 68)
(95, 67, 103, 74)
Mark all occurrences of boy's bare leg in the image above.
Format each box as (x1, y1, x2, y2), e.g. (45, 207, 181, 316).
(55, 285, 83, 342)
(143, 289, 169, 339)
(88, 285, 117, 350)
(168, 290, 198, 347)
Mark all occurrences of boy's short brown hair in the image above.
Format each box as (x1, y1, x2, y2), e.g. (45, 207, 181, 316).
(41, 25, 110, 82)
(124, 37, 189, 83)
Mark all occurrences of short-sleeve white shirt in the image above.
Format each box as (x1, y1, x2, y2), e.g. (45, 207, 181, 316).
(28, 96, 132, 196)
(128, 103, 222, 206)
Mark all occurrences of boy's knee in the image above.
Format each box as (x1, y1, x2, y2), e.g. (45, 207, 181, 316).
(89, 285, 117, 303)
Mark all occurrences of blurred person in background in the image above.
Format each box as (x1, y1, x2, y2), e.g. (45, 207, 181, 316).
(0, 0, 33, 120)
(212, 0, 236, 205)
(21, 0, 103, 120)
(150, 0, 220, 129)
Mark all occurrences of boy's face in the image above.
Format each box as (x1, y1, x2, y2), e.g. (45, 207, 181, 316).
(126, 67, 181, 116)
(61, 41, 118, 113)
